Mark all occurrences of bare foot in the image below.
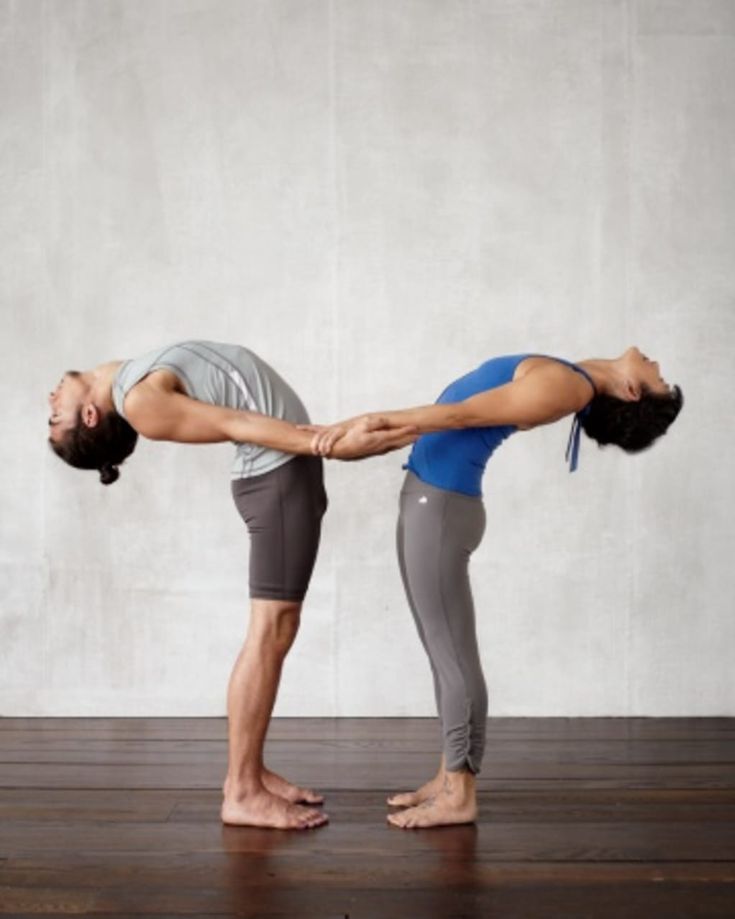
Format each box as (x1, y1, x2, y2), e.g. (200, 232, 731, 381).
(221, 787, 328, 829)
(261, 768, 324, 805)
(387, 771, 477, 829)
(223, 771, 323, 805)
(387, 770, 444, 808)
(387, 757, 445, 807)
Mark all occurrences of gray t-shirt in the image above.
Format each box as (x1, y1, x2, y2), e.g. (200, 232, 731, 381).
(111, 341, 310, 479)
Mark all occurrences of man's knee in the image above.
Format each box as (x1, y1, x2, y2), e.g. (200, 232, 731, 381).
(249, 599, 302, 654)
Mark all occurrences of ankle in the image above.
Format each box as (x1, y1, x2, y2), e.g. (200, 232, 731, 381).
(225, 776, 265, 800)
(444, 769, 476, 798)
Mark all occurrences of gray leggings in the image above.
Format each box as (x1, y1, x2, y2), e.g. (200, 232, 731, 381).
(397, 470, 487, 773)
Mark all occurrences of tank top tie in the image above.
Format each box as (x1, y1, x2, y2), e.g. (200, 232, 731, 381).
(565, 402, 592, 473)
(563, 362, 597, 473)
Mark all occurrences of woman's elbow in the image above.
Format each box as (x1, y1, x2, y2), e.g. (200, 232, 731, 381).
(446, 407, 476, 429)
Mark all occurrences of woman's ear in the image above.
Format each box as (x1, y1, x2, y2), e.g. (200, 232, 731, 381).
(623, 378, 641, 401)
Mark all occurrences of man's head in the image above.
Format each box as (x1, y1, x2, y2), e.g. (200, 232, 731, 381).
(47, 371, 137, 484)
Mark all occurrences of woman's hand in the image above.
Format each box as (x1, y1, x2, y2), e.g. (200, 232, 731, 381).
(300, 416, 416, 460)
(298, 421, 349, 456)
(332, 416, 417, 459)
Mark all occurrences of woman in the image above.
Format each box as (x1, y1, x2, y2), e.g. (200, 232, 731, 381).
(47, 339, 414, 831)
(311, 346, 684, 829)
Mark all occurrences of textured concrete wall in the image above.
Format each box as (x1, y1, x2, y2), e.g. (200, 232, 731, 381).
(1, 0, 733, 716)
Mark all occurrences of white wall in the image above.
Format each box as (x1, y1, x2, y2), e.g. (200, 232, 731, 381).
(2, 0, 733, 716)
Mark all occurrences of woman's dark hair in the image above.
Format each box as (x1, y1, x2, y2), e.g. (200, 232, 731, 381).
(48, 408, 138, 485)
(581, 384, 684, 453)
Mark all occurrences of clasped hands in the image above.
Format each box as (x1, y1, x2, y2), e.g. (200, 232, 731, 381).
(299, 414, 418, 460)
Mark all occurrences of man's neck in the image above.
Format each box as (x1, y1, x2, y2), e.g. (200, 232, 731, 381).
(84, 360, 125, 414)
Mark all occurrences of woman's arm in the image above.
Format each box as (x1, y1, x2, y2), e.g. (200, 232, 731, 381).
(388, 365, 590, 429)
(123, 386, 416, 457)
(311, 364, 592, 454)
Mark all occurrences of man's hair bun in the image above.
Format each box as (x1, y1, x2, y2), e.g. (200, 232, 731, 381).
(99, 463, 120, 486)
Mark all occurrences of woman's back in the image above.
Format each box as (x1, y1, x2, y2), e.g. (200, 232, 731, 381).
(405, 353, 595, 496)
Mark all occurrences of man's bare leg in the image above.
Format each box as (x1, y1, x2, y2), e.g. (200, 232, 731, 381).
(387, 768, 477, 829)
(387, 755, 446, 807)
(221, 599, 328, 829)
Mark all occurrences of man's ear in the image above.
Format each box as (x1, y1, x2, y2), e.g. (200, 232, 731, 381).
(81, 403, 100, 429)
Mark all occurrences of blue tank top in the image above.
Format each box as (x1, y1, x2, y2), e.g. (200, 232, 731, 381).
(405, 353, 596, 497)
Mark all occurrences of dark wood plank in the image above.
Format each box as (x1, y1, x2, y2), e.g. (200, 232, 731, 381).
(3, 736, 735, 763)
(3, 817, 735, 859)
(2, 760, 734, 791)
(2, 715, 734, 739)
(1, 786, 734, 824)
(2, 882, 735, 918)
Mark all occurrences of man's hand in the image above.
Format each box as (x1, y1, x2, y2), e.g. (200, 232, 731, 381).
(300, 416, 417, 460)
(299, 422, 348, 456)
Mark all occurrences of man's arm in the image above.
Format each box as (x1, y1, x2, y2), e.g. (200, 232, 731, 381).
(123, 386, 416, 457)
(124, 386, 318, 453)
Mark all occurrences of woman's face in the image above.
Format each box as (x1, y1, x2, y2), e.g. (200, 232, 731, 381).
(622, 347, 671, 397)
(48, 371, 84, 442)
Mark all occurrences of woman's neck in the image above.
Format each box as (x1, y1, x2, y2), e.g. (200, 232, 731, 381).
(577, 358, 623, 399)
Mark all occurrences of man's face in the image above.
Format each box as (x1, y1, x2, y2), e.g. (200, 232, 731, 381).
(47, 371, 84, 443)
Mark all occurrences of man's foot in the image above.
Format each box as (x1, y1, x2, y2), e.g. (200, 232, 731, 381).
(387, 769, 444, 808)
(223, 770, 323, 805)
(387, 770, 477, 829)
(261, 768, 324, 804)
(221, 787, 328, 829)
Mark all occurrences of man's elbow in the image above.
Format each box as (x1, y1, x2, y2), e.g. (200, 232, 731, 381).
(124, 412, 166, 442)
(219, 414, 244, 443)
(131, 422, 170, 442)
(142, 430, 170, 442)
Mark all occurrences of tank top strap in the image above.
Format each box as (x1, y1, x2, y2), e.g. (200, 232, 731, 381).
(522, 353, 597, 473)
(556, 359, 596, 474)
(568, 362, 597, 396)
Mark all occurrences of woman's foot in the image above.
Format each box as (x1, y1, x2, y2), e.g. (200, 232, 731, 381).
(221, 785, 328, 829)
(223, 769, 323, 805)
(387, 769, 477, 829)
(387, 770, 445, 808)
(387, 756, 446, 807)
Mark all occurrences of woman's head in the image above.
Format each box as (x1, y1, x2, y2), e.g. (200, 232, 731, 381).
(47, 371, 137, 484)
(581, 347, 684, 453)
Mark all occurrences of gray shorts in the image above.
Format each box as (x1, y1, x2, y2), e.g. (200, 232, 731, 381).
(231, 455, 328, 602)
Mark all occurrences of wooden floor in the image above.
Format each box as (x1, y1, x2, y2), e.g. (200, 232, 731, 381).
(1, 718, 734, 918)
